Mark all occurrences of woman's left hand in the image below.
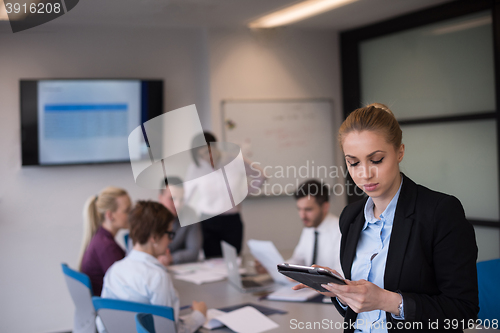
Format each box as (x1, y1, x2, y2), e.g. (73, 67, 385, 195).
(323, 279, 400, 314)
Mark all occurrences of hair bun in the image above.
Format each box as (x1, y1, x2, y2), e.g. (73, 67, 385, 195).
(339, 102, 402, 150)
(367, 103, 393, 115)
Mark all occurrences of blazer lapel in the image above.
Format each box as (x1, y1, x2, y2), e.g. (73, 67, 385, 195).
(342, 209, 365, 280)
(384, 173, 417, 291)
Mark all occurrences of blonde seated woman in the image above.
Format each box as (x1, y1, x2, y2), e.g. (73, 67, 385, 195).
(79, 187, 131, 296)
(100, 201, 207, 333)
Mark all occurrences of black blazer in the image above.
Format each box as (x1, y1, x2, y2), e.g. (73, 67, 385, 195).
(332, 174, 479, 332)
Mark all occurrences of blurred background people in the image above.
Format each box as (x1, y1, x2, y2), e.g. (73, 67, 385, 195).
(101, 200, 206, 333)
(185, 131, 266, 258)
(255, 179, 341, 275)
(157, 176, 202, 265)
(78, 187, 131, 296)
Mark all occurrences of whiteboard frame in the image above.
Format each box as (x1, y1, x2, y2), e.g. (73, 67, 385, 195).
(221, 98, 337, 198)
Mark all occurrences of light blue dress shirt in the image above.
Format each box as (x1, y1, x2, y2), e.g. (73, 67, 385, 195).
(339, 179, 404, 332)
(100, 250, 205, 333)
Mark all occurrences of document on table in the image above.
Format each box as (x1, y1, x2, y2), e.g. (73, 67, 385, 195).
(167, 262, 206, 275)
(203, 309, 227, 330)
(266, 286, 318, 302)
(247, 239, 292, 285)
(168, 258, 231, 275)
(169, 258, 245, 285)
(203, 306, 279, 333)
(174, 271, 226, 285)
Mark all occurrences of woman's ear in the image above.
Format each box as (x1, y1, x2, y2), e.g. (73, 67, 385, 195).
(397, 144, 405, 163)
(105, 210, 114, 222)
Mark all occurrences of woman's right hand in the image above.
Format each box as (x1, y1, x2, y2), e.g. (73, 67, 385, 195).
(192, 301, 207, 317)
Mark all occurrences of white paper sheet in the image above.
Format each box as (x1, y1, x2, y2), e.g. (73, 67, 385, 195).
(247, 239, 292, 285)
(203, 309, 227, 330)
(169, 258, 245, 285)
(204, 306, 279, 333)
(174, 271, 226, 285)
(266, 286, 318, 302)
(168, 262, 206, 275)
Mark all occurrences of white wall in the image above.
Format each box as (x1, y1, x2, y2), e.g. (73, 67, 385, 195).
(0, 26, 211, 332)
(0, 25, 345, 332)
(208, 28, 347, 253)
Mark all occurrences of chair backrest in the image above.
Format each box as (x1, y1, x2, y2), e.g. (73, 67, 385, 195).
(135, 313, 155, 333)
(124, 233, 133, 254)
(92, 297, 176, 333)
(61, 263, 96, 333)
(477, 258, 500, 323)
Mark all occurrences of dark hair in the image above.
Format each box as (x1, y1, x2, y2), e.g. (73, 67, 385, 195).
(160, 176, 184, 194)
(294, 180, 330, 206)
(191, 131, 217, 167)
(129, 201, 174, 245)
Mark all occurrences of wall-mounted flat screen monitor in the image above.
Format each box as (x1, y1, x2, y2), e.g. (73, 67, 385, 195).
(20, 79, 163, 166)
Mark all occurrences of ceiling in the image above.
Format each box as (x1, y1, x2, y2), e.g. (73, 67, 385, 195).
(1, 0, 455, 31)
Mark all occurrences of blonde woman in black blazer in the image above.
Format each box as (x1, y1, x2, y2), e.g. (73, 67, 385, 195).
(294, 104, 478, 332)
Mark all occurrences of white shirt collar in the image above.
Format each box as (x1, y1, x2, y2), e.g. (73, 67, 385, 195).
(315, 213, 335, 232)
(128, 249, 167, 272)
(363, 178, 403, 229)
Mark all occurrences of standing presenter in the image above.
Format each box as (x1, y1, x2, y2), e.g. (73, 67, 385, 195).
(294, 103, 479, 332)
(184, 131, 266, 258)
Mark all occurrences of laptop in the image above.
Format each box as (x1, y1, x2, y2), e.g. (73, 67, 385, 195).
(221, 241, 275, 293)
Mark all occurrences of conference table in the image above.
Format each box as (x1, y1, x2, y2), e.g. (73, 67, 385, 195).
(174, 276, 344, 332)
(173, 268, 496, 333)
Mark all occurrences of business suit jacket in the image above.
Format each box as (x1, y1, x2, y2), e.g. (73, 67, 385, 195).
(332, 174, 479, 332)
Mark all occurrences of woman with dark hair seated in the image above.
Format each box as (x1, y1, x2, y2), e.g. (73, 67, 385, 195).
(101, 201, 207, 333)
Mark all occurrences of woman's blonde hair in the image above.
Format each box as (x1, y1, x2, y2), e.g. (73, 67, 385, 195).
(338, 103, 402, 150)
(78, 186, 128, 270)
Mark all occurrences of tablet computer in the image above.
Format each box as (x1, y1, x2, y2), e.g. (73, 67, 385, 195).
(277, 263, 346, 292)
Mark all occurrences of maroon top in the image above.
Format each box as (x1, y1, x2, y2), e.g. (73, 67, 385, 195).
(80, 226, 125, 296)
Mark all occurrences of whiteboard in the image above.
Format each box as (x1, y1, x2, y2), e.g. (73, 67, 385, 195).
(222, 99, 336, 196)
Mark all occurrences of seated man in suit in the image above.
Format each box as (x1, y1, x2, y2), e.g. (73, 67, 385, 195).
(157, 176, 202, 265)
(256, 179, 342, 274)
(288, 179, 342, 273)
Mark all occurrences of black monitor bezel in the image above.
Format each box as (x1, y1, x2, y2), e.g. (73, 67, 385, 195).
(20, 78, 163, 166)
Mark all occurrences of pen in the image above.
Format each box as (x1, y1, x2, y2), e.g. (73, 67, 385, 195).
(180, 305, 192, 311)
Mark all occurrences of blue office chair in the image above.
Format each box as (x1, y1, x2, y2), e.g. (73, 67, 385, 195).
(92, 297, 176, 333)
(477, 258, 500, 325)
(124, 233, 132, 254)
(61, 263, 96, 333)
(135, 313, 155, 333)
